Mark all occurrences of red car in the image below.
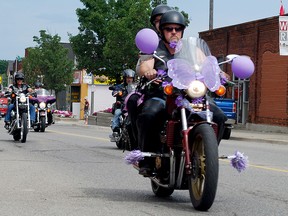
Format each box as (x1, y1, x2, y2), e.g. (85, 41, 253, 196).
(0, 96, 8, 117)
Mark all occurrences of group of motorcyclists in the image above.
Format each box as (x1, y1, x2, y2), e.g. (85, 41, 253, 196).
(3, 72, 55, 134)
(109, 4, 228, 176)
(4, 4, 228, 165)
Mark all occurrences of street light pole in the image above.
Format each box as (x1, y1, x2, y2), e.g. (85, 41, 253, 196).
(209, 0, 214, 30)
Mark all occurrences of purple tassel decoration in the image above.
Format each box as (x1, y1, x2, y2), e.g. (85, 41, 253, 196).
(124, 150, 144, 165)
(169, 41, 178, 49)
(228, 151, 249, 173)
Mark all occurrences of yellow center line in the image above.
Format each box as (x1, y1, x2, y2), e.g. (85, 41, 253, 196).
(47, 130, 288, 173)
(47, 129, 109, 142)
(220, 159, 288, 173)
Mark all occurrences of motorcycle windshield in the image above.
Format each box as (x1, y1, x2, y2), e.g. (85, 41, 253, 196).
(167, 37, 221, 92)
(35, 89, 51, 96)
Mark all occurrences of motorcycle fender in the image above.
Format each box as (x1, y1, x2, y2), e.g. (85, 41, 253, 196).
(39, 111, 46, 117)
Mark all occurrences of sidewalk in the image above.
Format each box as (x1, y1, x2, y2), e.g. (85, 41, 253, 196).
(230, 129, 288, 144)
(55, 118, 288, 145)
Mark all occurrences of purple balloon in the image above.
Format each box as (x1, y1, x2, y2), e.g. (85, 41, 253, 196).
(231, 56, 255, 79)
(135, 28, 159, 54)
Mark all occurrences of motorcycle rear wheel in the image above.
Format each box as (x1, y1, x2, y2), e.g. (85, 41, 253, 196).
(188, 124, 219, 211)
(151, 180, 174, 197)
(20, 113, 28, 143)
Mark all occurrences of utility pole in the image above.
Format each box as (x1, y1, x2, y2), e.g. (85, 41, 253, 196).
(209, 0, 214, 30)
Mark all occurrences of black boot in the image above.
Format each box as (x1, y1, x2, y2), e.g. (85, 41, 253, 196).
(4, 121, 10, 130)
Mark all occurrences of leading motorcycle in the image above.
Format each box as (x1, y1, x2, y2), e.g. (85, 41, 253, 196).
(125, 31, 252, 211)
(5, 90, 34, 143)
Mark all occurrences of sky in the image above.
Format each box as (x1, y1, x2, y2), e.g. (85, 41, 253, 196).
(0, 0, 283, 60)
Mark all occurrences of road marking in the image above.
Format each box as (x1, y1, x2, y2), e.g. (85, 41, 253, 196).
(44, 131, 288, 173)
(47, 129, 109, 141)
(220, 159, 288, 173)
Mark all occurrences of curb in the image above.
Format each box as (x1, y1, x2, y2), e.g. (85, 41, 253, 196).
(53, 117, 288, 145)
(230, 136, 288, 145)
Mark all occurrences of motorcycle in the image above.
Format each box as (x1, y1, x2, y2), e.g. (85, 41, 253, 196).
(30, 88, 56, 132)
(125, 31, 253, 211)
(5, 90, 34, 143)
(109, 87, 136, 151)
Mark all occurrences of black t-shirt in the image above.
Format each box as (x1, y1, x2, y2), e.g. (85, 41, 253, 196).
(144, 40, 174, 100)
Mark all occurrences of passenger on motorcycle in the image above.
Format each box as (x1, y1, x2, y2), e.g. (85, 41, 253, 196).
(150, 4, 172, 36)
(129, 4, 172, 146)
(133, 10, 186, 176)
(109, 69, 136, 141)
(34, 81, 43, 90)
(4, 72, 36, 129)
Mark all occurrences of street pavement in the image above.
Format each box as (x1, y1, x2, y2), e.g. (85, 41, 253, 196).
(55, 117, 288, 145)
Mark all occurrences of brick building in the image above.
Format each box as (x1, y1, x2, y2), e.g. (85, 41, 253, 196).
(199, 15, 288, 131)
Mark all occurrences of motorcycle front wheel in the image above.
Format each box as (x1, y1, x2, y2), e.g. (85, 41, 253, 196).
(40, 116, 46, 132)
(20, 113, 28, 143)
(188, 124, 219, 211)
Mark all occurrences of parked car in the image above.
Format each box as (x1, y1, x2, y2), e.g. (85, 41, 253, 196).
(0, 96, 8, 117)
(214, 98, 237, 139)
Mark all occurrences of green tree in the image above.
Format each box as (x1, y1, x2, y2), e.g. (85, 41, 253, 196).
(0, 60, 8, 74)
(151, 0, 168, 7)
(23, 30, 74, 102)
(70, 0, 189, 80)
(103, 0, 151, 75)
(70, 0, 151, 79)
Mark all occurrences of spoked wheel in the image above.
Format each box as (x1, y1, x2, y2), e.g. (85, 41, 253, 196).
(151, 180, 174, 197)
(40, 116, 46, 132)
(188, 124, 219, 211)
(20, 113, 28, 143)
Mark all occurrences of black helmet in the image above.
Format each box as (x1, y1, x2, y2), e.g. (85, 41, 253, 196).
(159, 10, 186, 30)
(150, 5, 172, 26)
(123, 69, 135, 78)
(14, 72, 24, 80)
(34, 81, 43, 88)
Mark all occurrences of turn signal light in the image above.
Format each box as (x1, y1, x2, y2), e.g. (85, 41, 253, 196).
(215, 85, 226, 96)
(164, 84, 173, 95)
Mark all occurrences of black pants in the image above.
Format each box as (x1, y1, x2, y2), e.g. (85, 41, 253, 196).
(126, 93, 141, 145)
(136, 97, 166, 152)
(210, 102, 228, 144)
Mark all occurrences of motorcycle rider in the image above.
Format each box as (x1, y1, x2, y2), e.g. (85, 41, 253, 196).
(128, 4, 172, 147)
(109, 69, 136, 141)
(34, 81, 43, 90)
(134, 10, 228, 176)
(150, 4, 172, 36)
(4, 72, 36, 129)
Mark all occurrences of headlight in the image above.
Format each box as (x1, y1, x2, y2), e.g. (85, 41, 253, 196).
(186, 80, 207, 98)
(19, 94, 26, 103)
(39, 102, 46, 109)
(34, 103, 38, 108)
(47, 103, 51, 108)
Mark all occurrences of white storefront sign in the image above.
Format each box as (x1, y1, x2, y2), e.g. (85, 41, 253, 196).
(279, 16, 288, 55)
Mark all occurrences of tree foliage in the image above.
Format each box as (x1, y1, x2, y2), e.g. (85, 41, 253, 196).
(70, 0, 189, 81)
(23, 30, 74, 94)
(0, 60, 8, 74)
(70, 0, 151, 79)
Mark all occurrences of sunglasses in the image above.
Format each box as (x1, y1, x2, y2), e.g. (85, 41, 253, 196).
(163, 27, 184, 32)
